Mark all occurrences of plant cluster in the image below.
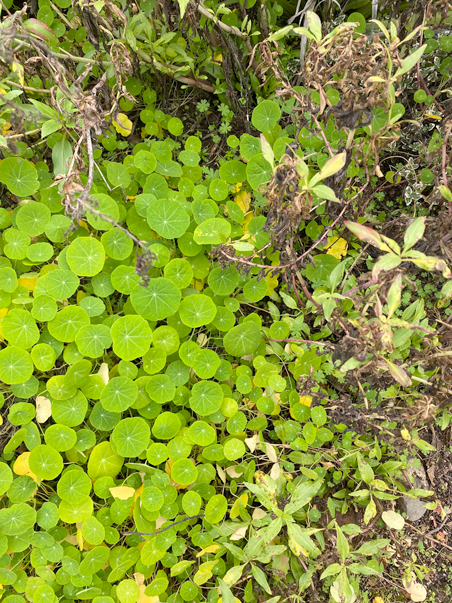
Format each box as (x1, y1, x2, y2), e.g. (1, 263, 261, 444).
(0, 2, 451, 603)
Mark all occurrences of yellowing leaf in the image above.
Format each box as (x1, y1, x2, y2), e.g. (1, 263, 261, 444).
(193, 560, 218, 585)
(235, 189, 251, 213)
(12, 61, 25, 85)
(109, 486, 135, 500)
(76, 528, 84, 551)
(373, 598, 385, 603)
(77, 290, 86, 304)
(230, 525, 248, 540)
(78, 220, 90, 232)
(134, 484, 144, 501)
(191, 278, 205, 292)
(113, 113, 133, 136)
(265, 272, 279, 295)
(196, 544, 220, 557)
(2, 122, 12, 135)
(230, 493, 248, 519)
(382, 510, 405, 530)
(325, 236, 348, 259)
(98, 363, 109, 385)
(0, 308, 8, 318)
(18, 275, 39, 291)
(14, 452, 31, 476)
(214, 53, 223, 62)
(35, 395, 52, 423)
(218, 598, 241, 603)
(401, 428, 411, 441)
(300, 396, 312, 407)
(242, 211, 254, 235)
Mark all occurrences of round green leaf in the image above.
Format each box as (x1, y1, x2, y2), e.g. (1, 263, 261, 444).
(46, 269, 80, 300)
(57, 469, 92, 503)
(130, 279, 181, 321)
(2, 310, 40, 349)
(164, 259, 193, 289)
(76, 324, 112, 358)
(224, 438, 246, 461)
(193, 218, 231, 245)
(189, 381, 223, 416)
(87, 441, 124, 480)
(28, 444, 63, 480)
(246, 154, 272, 190)
(0, 158, 39, 197)
(179, 294, 217, 328)
(0, 503, 37, 535)
(219, 160, 247, 184)
(111, 417, 150, 457)
(111, 315, 153, 361)
(204, 494, 227, 524)
(152, 412, 181, 440)
(188, 421, 216, 446)
(101, 376, 138, 412)
(66, 237, 105, 276)
(0, 463, 13, 496)
(171, 459, 198, 487)
(147, 199, 190, 239)
(223, 322, 261, 356)
(252, 100, 281, 132)
(48, 306, 89, 342)
(0, 346, 33, 384)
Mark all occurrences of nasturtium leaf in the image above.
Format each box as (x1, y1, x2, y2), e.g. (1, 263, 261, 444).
(252, 100, 281, 132)
(190, 381, 223, 416)
(37, 502, 59, 529)
(212, 307, 235, 332)
(149, 242, 170, 267)
(101, 228, 134, 260)
(141, 537, 166, 565)
(205, 494, 228, 524)
(46, 269, 80, 300)
(224, 438, 246, 461)
(85, 193, 120, 231)
(16, 200, 51, 236)
(171, 459, 198, 486)
(193, 349, 221, 379)
(31, 294, 57, 322)
(48, 306, 90, 342)
(111, 315, 153, 361)
(152, 325, 179, 355)
(0, 157, 39, 197)
(106, 161, 131, 188)
(26, 241, 54, 263)
(134, 150, 157, 174)
(164, 259, 193, 289)
(59, 495, 93, 523)
(44, 424, 77, 451)
(80, 295, 105, 317)
(243, 277, 268, 302)
(147, 199, 190, 239)
(152, 412, 181, 440)
(223, 322, 261, 356)
(131, 279, 181, 321)
(0, 346, 34, 384)
(117, 578, 140, 603)
(0, 267, 17, 292)
(88, 441, 124, 480)
(31, 343, 56, 371)
(189, 421, 216, 446)
(193, 218, 231, 245)
(182, 490, 202, 516)
(111, 417, 150, 457)
(219, 160, 247, 184)
(208, 267, 239, 295)
(141, 486, 165, 512)
(209, 178, 229, 201)
(28, 444, 63, 480)
(76, 324, 112, 358)
(179, 294, 217, 328)
(2, 310, 40, 349)
(146, 442, 169, 465)
(57, 469, 92, 503)
(79, 546, 110, 576)
(3, 228, 30, 260)
(51, 391, 88, 426)
(66, 237, 105, 276)
(145, 374, 175, 404)
(246, 154, 272, 190)
(240, 133, 261, 160)
(8, 402, 35, 425)
(111, 265, 140, 294)
(0, 503, 37, 535)
(143, 348, 167, 375)
(0, 463, 13, 496)
(165, 360, 189, 386)
(82, 515, 105, 545)
(101, 376, 138, 412)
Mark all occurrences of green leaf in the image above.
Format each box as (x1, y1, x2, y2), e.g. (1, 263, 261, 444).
(205, 494, 228, 523)
(393, 44, 427, 78)
(0, 158, 39, 197)
(223, 321, 261, 356)
(252, 101, 281, 132)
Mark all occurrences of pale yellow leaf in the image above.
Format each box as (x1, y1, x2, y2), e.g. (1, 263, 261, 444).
(235, 189, 251, 213)
(98, 363, 109, 384)
(230, 493, 248, 519)
(196, 544, 220, 557)
(245, 433, 259, 453)
(12, 61, 24, 85)
(109, 486, 135, 500)
(76, 528, 84, 551)
(230, 526, 248, 541)
(325, 236, 348, 259)
(270, 463, 281, 480)
(382, 510, 405, 530)
(216, 464, 226, 484)
(35, 395, 52, 423)
(113, 113, 132, 136)
(252, 508, 267, 520)
(225, 465, 244, 479)
(13, 452, 31, 476)
(266, 443, 278, 463)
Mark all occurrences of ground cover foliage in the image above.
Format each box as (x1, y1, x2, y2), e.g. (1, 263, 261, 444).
(0, 0, 452, 602)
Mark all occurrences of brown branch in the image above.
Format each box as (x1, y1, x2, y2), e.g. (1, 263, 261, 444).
(124, 514, 205, 537)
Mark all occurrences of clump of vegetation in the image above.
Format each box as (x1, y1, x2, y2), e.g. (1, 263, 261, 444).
(0, 1, 451, 602)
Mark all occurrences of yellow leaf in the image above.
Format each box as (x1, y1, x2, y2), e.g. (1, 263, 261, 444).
(109, 486, 135, 500)
(0, 416, 2, 427)
(232, 183, 242, 194)
(18, 275, 39, 291)
(14, 452, 31, 476)
(12, 62, 24, 85)
(191, 278, 204, 292)
(288, 532, 310, 557)
(325, 236, 348, 259)
(243, 211, 254, 235)
(235, 189, 251, 213)
(265, 272, 278, 296)
(2, 122, 11, 135)
(0, 85, 7, 94)
(230, 493, 248, 519)
(196, 544, 220, 557)
(218, 598, 241, 603)
(76, 528, 84, 551)
(113, 113, 133, 137)
(77, 290, 86, 304)
(0, 308, 7, 318)
(373, 598, 384, 603)
(401, 428, 411, 441)
(134, 484, 144, 501)
(98, 363, 109, 385)
(35, 395, 52, 423)
(214, 53, 223, 63)
(299, 396, 312, 407)
(78, 220, 90, 232)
